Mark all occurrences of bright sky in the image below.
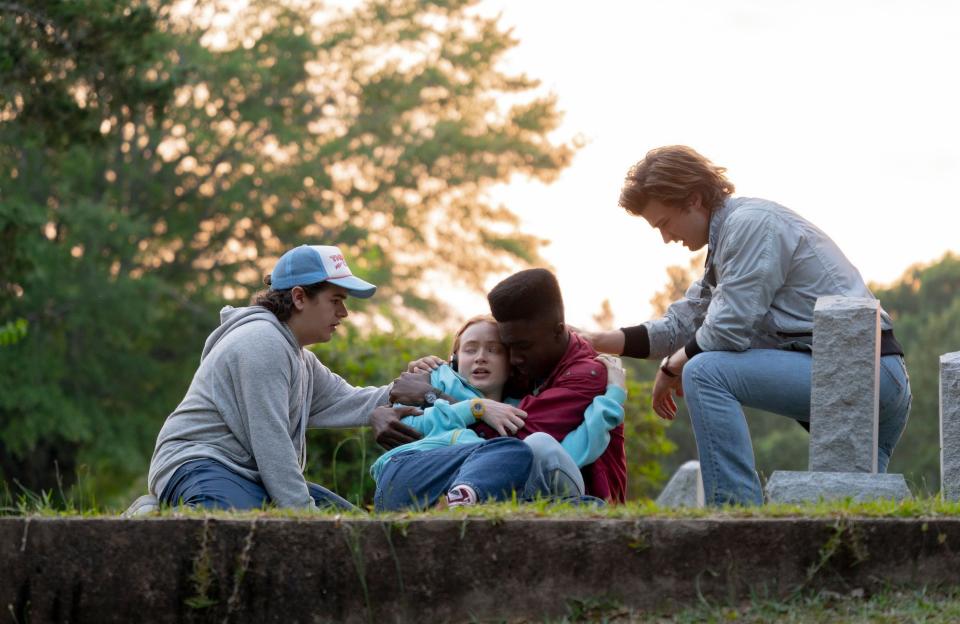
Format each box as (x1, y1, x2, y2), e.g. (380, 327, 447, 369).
(462, 0, 960, 330)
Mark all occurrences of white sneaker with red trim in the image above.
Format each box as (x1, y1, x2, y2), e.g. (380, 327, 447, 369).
(445, 484, 478, 507)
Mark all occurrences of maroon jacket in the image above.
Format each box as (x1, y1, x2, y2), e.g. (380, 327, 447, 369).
(474, 331, 628, 503)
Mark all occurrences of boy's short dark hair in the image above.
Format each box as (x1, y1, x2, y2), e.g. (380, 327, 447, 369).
(251, 278, 330, 322)
(487, 268, 564, 323)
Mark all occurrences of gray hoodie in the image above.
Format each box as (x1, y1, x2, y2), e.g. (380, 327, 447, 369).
(147, 305, 390, 508)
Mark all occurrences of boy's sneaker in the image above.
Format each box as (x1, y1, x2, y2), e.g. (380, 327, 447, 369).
(122, 494, 159, 518)
(445, 484, 478, 507)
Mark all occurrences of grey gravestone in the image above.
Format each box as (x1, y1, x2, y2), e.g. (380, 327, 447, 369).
(941, 352, 960, 501)
(766, 471, 911, 504)
(809, 296, 880, 473)
(656, 460, 704, 508)
(766, 296, 911, 504)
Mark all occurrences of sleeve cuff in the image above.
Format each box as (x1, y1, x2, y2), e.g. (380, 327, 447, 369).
(605, 385, 627, 405)
(684, 335, 704, 359)
(449, 399, 476, 426)
(619, 325, 650, 359)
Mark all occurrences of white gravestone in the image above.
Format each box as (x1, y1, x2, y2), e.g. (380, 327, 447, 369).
(766, 296, 911, 504)
(808, 296, 880, 473)
(940, 352, 960, 501)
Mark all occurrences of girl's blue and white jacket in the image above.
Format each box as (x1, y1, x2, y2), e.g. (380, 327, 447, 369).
(370, 364, 625, 482)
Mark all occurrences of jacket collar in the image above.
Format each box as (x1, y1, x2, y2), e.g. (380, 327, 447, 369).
(705, 196, 737, 269)
(533, 330, 596, 395)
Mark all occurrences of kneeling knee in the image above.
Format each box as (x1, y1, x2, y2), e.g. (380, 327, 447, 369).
(681, 351, 726, 388)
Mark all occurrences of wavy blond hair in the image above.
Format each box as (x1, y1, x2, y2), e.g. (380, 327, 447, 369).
(619, 145, 735, 215)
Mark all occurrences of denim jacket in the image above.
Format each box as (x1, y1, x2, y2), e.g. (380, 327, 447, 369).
(643, 196, 895, 358)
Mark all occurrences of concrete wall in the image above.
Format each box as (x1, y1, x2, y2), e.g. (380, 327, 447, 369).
(3, 516, 960, 623)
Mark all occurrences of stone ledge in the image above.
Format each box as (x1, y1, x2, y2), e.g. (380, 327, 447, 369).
(4, 516, 960, 623)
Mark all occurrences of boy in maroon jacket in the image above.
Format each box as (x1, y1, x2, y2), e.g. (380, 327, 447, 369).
(481, 268, 627, 502)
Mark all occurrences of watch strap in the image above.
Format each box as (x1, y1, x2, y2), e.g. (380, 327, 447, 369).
(660, 357, 678, 378)
(470, 398, 485, 420)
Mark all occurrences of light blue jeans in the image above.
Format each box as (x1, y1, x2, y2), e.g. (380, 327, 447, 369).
(522, 432, 585, 499)
(523, 432, 606, 507)
(682, 350, 912, 506)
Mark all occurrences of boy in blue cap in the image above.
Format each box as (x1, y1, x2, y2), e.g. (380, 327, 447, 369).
(145, 244, 399, 511)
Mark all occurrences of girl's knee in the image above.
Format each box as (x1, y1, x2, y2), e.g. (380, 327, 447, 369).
(497, 437, 534, 467)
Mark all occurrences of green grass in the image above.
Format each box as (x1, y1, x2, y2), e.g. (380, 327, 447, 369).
(9, 481, 960, 520)
(0, 473, 101, 517)
(5, 467, 960, 519)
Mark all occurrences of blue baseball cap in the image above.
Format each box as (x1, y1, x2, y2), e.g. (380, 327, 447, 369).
(269, 245, 377, 298)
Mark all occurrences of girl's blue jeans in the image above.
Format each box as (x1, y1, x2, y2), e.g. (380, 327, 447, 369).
(374, 437, 533, 511)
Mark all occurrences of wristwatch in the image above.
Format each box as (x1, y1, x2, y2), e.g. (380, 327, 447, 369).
(423, 390, 438, 406)
(660, 356, 679, 378)
(470, 398, 485, 420)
